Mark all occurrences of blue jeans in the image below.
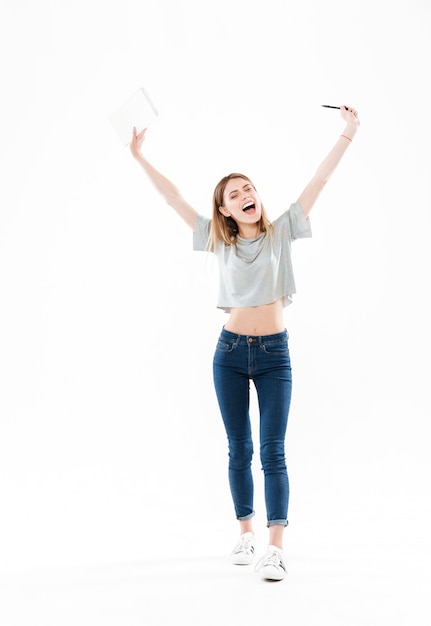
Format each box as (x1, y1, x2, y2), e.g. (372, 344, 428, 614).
(213, 328, 292, 527)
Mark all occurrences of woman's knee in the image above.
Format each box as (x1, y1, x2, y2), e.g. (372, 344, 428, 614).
(260, 440, 286, 472)
(228, 438, 254, 470)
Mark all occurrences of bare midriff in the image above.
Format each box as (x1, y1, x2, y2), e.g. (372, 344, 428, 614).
(223, 298, 285, 336)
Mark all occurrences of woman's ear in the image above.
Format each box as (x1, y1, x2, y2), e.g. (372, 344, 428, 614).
(218, 206, 230, 217)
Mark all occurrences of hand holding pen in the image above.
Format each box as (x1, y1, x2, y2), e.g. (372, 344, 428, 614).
(322, 104, 360, 132)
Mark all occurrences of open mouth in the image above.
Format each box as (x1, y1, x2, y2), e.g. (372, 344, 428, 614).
(242, 202, 256, 213)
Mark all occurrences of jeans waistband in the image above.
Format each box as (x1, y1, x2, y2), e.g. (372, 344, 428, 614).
(220, 327, 288, 345)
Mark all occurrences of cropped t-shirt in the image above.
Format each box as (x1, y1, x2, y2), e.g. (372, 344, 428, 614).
(192, 201, 312, 313)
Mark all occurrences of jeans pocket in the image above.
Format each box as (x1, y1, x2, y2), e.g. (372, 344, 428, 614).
(216, 338, 237, 353)
(262, 339, 289, 355)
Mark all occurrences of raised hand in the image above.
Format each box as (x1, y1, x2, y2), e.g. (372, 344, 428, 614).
(129, 127, 147, 159)
(340, 105, 360, 131)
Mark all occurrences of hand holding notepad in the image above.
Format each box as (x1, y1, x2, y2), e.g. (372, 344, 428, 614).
(110, 88, 158, 145)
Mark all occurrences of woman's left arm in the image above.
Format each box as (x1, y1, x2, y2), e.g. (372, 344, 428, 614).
(297, 105, 360, 218)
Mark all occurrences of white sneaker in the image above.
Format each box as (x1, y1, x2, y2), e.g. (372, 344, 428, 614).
(230, 532, 255, 565)
(255, 545, 287, 580)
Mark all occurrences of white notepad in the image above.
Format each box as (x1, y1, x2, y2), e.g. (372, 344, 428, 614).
(110, 88, 159, 145)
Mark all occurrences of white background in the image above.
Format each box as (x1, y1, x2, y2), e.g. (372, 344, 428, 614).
(1, 1, 430, 624)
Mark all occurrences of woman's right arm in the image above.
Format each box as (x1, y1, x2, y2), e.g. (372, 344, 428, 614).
(129, 127, 198, 230)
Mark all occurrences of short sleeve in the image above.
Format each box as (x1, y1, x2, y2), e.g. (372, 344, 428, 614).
(193, 214, 212, 251)
(273, 201, 312, 240)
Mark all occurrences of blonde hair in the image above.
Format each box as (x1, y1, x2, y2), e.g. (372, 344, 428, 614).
(209, 173, 273, 250)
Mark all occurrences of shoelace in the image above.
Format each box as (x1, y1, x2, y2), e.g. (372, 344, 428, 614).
(232, 535, 254, 556)
(255, 549, 285, 572)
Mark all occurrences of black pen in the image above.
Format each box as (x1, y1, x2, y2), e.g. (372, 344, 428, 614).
(321, 105, 347, 110)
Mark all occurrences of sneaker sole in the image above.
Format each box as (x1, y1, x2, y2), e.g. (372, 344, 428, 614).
(259, 565, 286, 581)
(231, 555, 255, 565)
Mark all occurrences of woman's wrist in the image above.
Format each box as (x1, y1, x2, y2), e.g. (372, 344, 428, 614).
(340, 124, 358, 141)
(130, 148, 144, 162)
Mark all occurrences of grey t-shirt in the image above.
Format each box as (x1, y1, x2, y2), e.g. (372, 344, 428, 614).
(193, 201, 311, 312)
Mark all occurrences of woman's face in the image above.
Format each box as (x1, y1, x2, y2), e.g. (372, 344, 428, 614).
(219, 177, 262, 233)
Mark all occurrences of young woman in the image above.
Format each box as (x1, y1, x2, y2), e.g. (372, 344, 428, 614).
(129, 106, 360, 580)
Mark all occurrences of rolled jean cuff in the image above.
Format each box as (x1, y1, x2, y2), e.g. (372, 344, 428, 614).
(267, 519, 288, 527)
(237, 511, 255, 522)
